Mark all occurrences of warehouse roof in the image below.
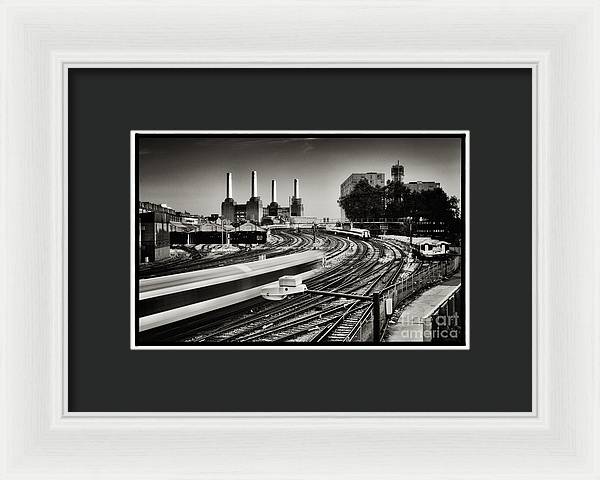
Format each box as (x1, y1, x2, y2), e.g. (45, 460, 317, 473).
(237, 222, 265, 232)
(170, 222, 197, 233)
(197, 223, 234, 232)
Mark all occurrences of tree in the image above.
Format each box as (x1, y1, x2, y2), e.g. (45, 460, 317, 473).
(385, 183, 462, 241)
(449, 195, 460, 220)
(385, 181, 410, 219)
(339, 179, 462, 242)
(338, 179, 385, 220)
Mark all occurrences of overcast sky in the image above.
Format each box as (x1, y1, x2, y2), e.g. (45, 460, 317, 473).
(139, 136, 462, 219)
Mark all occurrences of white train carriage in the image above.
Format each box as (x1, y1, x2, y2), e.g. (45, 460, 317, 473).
(138, 250, 323, 332)
(325, 225, 371, 239)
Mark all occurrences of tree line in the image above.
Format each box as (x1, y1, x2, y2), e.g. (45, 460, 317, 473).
(338, 179, 461, 238)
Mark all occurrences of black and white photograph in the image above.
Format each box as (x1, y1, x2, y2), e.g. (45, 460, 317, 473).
(11, 0, 600, 474)
(134, 131, 467, 348)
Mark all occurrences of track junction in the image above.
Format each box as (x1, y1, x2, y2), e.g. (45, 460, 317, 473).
(139, 229, 459, 344)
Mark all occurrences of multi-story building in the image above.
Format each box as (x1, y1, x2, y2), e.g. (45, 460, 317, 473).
(391, 161, 404, 183)
(339, 172, 385, 220)
(138, 201, 184, 262)
(139, 211, 171, 262)
(340, 172, 386, 197)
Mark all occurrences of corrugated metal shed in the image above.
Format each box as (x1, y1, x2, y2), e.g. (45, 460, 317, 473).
(197, 223, 234, 232)
(237, 222, 265, 232)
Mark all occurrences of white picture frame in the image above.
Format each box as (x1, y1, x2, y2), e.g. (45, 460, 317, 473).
(1, 1, 598, 478)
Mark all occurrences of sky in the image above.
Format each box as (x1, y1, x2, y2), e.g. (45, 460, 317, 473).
(139, 136, 462, 220)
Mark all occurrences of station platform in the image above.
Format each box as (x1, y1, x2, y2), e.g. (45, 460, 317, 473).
(386, 271, 461, 342)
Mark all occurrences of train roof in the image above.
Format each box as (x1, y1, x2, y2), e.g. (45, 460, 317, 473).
(139, 249, 323, 294)
(382, 235, 450, 246)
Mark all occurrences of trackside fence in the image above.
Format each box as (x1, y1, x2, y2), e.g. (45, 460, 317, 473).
(348, 256, 461, 342)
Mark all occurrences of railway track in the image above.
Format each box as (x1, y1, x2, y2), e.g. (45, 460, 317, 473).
(139, 230, 315, 278)
(232, 239, 407, 343)
(178, 236, 408, 344)
(139, 232, 355, 342)
(139, 230, 458, 345)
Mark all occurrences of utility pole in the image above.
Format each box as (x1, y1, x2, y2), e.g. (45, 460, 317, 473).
(218, 215, 223, 245)
(372, 292, 381, 343)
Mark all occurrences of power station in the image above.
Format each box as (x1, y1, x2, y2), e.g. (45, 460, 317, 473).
(220, 172, 236, 223)
(267, 179, 279, 217)
(290, 178, 304, 217)
(245, 170, 263, 222)
(220, 172, 304, 224)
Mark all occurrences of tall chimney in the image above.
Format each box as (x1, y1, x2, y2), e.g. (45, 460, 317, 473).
(251, 171, 258, 198)
(226, 172, 232, 199)
(271, 179, 277, 203)
(293, 178, 299, 198)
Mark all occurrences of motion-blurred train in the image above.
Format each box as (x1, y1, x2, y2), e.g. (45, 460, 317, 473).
(138, 250, 324, 333)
